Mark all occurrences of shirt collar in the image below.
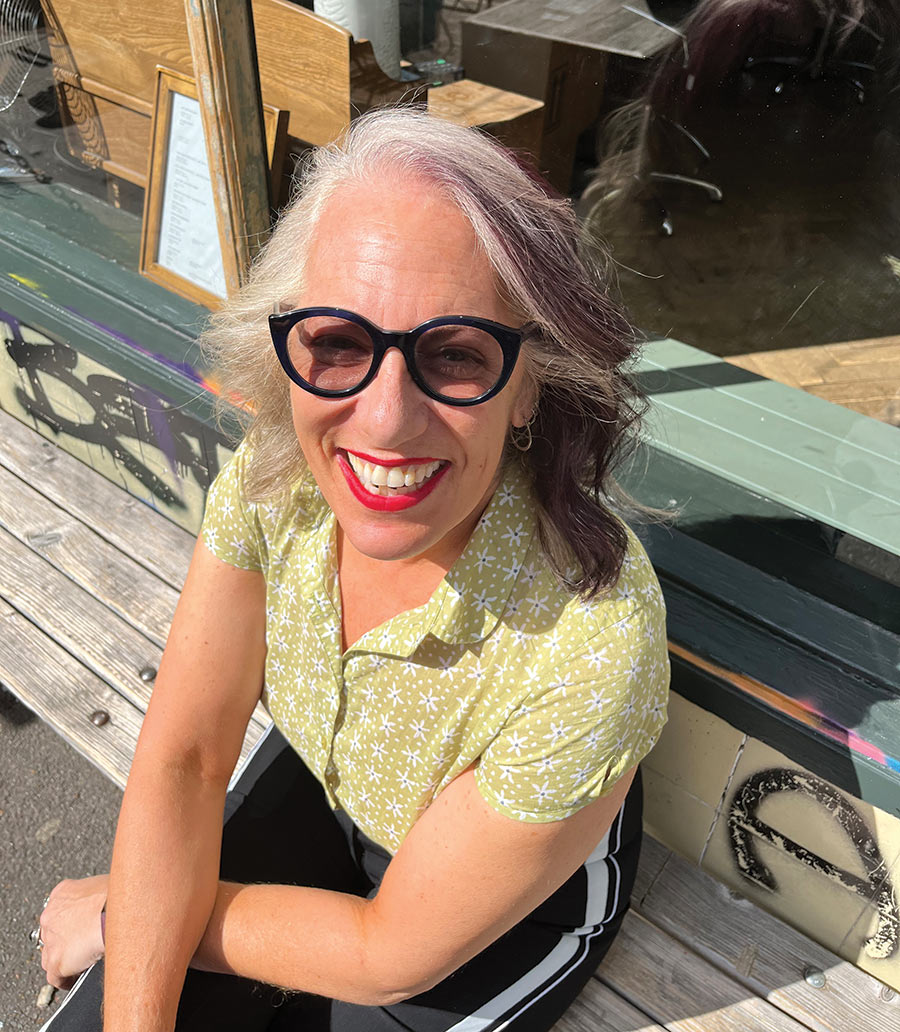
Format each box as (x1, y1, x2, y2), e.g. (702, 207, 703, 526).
(355, 459, 537, 658)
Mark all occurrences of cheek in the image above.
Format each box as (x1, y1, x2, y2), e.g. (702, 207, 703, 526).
(289, 388, 346, 456)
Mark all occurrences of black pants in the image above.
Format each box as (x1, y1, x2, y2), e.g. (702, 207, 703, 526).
(42, 726, 643, 1032)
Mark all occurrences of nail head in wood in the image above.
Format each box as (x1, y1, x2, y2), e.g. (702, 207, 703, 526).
(89, 710, 110, 726)
(803, 965, 826, 988)
(140, 665, 157, 682)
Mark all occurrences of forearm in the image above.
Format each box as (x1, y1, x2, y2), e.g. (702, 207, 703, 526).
(103, 761, 227, 1032)
(191, 882, 409, 1005)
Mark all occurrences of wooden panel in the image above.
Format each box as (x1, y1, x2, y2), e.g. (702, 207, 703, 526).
(600, 910, 813, 1031)
(254, 0, 352, 145)
(41, 0, 194, 102)
(0, 462, 179, 647)
(633, 833, 672, 905)
(41, 0, 359, 151)
(554, 978, 667, 1032)
(636, 844, 899, 1032)
(0, 520, 270, 734)
(184, 0, 272, 287)
(0, 597, 146, 788)
(0, 524, 162, 710)
(0, 407, 193, 590)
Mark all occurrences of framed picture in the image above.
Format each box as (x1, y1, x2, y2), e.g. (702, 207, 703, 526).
(140, 67, 288, 308)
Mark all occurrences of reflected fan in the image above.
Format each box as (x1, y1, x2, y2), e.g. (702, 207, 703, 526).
(0, 0, 44, 112)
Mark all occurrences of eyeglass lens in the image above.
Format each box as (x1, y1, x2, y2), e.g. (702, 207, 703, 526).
(286, 315, 506, 400)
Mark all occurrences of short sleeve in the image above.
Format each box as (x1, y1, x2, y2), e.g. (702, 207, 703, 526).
(200, 440, 266, 572)
(475, 601, 670, 823)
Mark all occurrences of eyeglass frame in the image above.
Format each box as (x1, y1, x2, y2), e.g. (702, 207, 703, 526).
(268, 306, 530, 407)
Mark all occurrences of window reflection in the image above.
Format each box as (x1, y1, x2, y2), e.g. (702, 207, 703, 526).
(584, 0, 900, 428)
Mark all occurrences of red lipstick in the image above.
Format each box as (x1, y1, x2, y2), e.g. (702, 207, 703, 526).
(337, 452, 449, 512)
(346, 450, 442, 467)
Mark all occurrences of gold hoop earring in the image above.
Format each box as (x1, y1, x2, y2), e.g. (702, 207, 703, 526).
(510, 414, 535, 452)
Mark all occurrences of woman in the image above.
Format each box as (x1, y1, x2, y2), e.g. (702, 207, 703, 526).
(38, 109, 669, 1032)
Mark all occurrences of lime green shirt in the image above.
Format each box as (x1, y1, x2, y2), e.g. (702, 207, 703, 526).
(201, 443, 670, 853)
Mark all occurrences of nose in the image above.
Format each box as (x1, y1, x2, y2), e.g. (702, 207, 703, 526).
(353, 346, 429, 444)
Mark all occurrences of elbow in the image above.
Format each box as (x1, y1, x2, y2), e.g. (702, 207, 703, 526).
(366, 975, 439, 1007)
(362, 956, 450, 1006)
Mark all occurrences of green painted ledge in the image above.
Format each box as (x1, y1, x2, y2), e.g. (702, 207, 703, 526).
(636, 337, 899, 559)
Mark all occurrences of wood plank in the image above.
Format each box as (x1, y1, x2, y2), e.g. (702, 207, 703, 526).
(824, 338, 900, 365)
(635, 847, 899, 1032)
(0, 407, 194, 590)
(554, 978, 667, 1032)
(633, 833, 672, 906)
(0, 523, 270, 734)
(600, 910, 813, 1031)
(0, 598, 265, 788)
(0, 462, 180, 648)
(428, 78, 544, 149)
(0, 598, 145, 788)
(184, 0, 271, 288)
(0, 524, 162, 711)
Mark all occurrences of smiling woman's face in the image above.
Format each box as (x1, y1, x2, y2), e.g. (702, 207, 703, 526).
(288, 176, 534, 569)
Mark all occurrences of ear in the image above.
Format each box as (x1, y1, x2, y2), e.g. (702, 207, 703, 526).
(510, 369, 539, 428)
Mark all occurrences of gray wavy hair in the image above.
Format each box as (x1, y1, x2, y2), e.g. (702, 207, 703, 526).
(201, 106, 646, 598)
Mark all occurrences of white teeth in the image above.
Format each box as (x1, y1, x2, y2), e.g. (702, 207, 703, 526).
(344, 453, 444, 495)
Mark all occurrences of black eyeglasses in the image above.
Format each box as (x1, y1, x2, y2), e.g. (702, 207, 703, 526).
(268, 306, 527, 406)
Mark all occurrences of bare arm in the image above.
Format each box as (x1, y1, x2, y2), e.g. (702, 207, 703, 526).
(103, 538, 267, 1032)
(190, 763, 636, 1005)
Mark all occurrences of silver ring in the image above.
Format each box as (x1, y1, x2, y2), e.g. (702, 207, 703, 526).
(30, 925, 44, 950)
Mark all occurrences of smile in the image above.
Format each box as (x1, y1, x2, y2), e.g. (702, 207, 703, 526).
(337, 450, 450, 511)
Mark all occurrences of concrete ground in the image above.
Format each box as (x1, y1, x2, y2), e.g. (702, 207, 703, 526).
(0, 686, 121, 1031)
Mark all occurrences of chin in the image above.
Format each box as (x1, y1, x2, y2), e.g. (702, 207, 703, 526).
(344, 521, 439, 563)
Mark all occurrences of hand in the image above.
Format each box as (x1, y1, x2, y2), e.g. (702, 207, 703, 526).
(40, 874, 108, 990)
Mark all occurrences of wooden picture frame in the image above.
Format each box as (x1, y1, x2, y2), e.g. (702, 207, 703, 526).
(140, 67, 288, 308)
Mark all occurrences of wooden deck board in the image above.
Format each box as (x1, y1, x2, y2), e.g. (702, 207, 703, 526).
(600, 911, 814, 1032)
(555, 979, 667, 1032)
(0, 463, 180, 648)
(0, 520, 269, 736)
(1, 595, 150, 789)
(635, 844, 898, 1032)
(0, 407, 193, 589)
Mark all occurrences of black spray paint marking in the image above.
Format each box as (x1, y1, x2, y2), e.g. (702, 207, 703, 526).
(728, 768, 898, 959)
(2, 312, 226, 509)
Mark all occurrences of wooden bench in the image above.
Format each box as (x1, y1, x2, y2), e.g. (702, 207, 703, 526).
(2, 406, 896, 1031)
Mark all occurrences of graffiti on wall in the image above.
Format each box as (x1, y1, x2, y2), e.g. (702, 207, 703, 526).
(0, 309, 231, 532)
(728, 767, 899, 960)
